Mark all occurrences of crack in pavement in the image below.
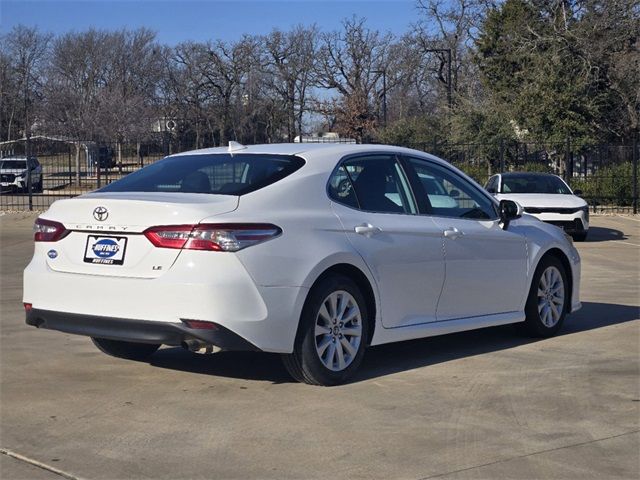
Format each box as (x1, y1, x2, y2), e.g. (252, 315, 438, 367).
(418, 430, 640, 480)
(1, 448, 83, 480)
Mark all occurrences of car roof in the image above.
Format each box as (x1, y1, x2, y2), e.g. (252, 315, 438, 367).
(1, 157, 29, 161)
(500, 171, 557, 178)
(169, 143, 449, 170)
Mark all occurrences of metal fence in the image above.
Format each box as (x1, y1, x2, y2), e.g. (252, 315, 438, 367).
(1, 137, 638, 213)
(0, 139, 167, 211)
(411, 138, 639, 213)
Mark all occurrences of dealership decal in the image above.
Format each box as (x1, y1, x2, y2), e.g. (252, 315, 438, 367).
(84, 235, 127, 265)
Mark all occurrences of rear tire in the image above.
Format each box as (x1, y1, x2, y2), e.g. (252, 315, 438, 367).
(518, 255, 568, 337)
(282, 275, 369, 386)
(92, 337, 160, 360)
(571, 231, 588, 242)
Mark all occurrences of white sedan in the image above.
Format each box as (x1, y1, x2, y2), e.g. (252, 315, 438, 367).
(485, 172, 589, 241)
(23, 143, 581, 385)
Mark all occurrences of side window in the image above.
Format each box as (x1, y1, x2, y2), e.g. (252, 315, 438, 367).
(328, 165, 359, 209)
(406, 157, 497, 220)
(485, 176, 497, 193)
(330, 155, 417, 214)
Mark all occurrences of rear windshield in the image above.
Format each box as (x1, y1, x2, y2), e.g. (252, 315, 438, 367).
(501, 174, 571, 194)
(1, 160, 27, 169)
(99, 153, 305, 195)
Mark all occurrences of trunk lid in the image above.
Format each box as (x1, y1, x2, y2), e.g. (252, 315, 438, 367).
(41, 192, 238, 278)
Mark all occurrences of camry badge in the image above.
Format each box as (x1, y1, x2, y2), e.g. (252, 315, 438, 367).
(93, 206, 109, 222)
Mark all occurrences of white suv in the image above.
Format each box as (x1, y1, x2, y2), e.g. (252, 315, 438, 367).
(486, 172, 589, 241)
(0, 156, 43, 192)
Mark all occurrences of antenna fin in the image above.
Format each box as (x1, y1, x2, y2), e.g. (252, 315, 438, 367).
(228, 141, 246, 153)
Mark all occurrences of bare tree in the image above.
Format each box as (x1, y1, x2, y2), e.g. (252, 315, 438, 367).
(98, 28, 161, 167)
(263, 25, 318, 140)
(316, 17, 397, 141)
(0, 25, 52, 147)
(414, 0, 492, 108)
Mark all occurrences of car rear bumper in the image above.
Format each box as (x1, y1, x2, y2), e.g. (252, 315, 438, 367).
(26, 308, 259, 350)
(23, 247, 308, 353)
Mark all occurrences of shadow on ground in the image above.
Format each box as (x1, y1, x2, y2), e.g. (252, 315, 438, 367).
(583, 226, 628, 242)
(148, 301, 639, 384)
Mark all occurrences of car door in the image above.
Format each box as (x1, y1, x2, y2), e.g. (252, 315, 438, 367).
(328, 153, 445, 328)
(403, 156, 528, 321)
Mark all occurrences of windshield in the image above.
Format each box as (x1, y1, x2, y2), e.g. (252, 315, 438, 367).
(501, 174, 572, 194)
(99, 153, 305, 195)
(0, 160, 27, 170)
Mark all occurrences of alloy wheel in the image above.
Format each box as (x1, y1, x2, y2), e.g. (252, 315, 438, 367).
(537, 266, 565, 327)
(314, 290, 362, 372)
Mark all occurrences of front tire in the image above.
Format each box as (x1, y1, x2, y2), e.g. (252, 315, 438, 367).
(571, 231, 588, 242)
(92, 337, 160, 360)
(518, 255, 569, 337)
(282, 275, 369, 386)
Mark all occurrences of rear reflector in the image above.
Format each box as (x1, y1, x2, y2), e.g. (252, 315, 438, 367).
(34, 218, 69, 242)
(182, 320, 218, 330)
(144, 224, 281, 252)
(24, 303, 32, 312)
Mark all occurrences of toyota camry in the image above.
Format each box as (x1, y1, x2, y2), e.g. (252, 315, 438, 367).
(23, 143, 581, 385)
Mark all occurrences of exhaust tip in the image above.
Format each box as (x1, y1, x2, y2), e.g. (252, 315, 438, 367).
(181, 339, 221, 354)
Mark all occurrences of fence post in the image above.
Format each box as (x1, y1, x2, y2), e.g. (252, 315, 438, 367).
(499, 139, 505, 172)
(633, 134, 638, 215)
(27, 162, 33, 211)
(564, 137, 572, 182)
(97, 155, 101, 189)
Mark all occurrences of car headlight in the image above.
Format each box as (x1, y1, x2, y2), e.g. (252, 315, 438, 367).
(579, 205, 589, 221)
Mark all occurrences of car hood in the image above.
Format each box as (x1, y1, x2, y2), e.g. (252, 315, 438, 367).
(495, 193, 586, 208)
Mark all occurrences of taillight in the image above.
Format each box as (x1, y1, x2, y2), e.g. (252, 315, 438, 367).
(182, 320, 218, 330)
(144, 224, 281, 252)
(34, 218, 69, 242)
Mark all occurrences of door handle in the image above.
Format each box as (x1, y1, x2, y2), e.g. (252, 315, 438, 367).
(443, 227, 463, 239)
(354, 223, 382, 236)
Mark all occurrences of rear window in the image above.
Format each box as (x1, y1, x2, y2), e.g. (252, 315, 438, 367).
(99, 153, 305, 195)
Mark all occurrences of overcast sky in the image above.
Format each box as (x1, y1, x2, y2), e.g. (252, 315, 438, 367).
(1, 0, 420, 44)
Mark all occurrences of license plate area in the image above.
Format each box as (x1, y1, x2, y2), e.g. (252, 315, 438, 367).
(84, 235, 128, 265)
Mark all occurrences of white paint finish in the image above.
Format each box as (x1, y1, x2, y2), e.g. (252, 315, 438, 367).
(494, 193, 589, 231)
(495, 193, 587, 209)
(24, 143, 582, 355)
(432, 217, 528, 320)
(331, 202, 445, 327)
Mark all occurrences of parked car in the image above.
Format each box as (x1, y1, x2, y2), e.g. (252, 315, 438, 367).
(90, 145, 115, 169)
(0, 156, 43, 193)
(24, 144, 581, 385)
(485, 172, 589, 241)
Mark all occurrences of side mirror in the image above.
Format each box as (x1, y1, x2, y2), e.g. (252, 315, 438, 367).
(573, 189, 583, 196)
(449, 189, 460, 198)
(499, 199, 522, 230)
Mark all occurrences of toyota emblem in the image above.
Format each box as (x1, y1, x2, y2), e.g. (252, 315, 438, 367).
(93, 206, 109, 221)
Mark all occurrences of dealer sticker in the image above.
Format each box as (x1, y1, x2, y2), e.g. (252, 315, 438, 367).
(84, 235, 127, 265)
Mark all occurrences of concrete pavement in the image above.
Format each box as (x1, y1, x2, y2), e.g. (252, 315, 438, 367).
(1, 213, 638, 479)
